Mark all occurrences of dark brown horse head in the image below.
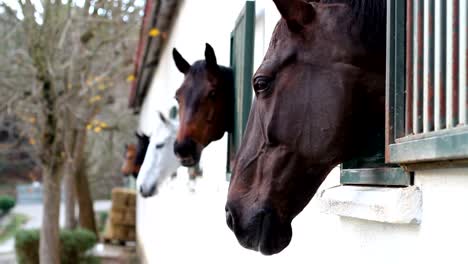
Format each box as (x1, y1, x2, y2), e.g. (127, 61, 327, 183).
(121, 132, 150, 178)
(226, 0, 386, 255)
(172, 43, 234, 166)
(121, 143, 137, 176)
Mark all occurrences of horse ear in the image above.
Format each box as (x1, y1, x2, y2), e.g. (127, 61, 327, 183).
(135, 132, 142, 139)
(158, 111, 169, 126)
(273, 0, 314, 31)
(172, 48, 190, 74)
(204, 43, 218, 69)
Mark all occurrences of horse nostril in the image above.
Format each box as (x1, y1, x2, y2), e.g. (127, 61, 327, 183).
(174, 138, 197, 157)
(173, 141, 180, 155)
(149, 184, 157, 196)
(225, 207, 235, 232)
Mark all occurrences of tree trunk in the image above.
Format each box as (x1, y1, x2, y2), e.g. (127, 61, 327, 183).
(64, 124, 78, 230)
(73, 129, 98, 236)
(64, 161, 77, 229)
(37, 77, 63, 264)
(39, 166, 61, 264)
(75, 165, 98, 236)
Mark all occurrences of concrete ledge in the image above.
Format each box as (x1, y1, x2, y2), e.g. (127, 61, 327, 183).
(319, 185, 422, 224)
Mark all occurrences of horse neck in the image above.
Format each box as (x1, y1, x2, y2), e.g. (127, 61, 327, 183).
(347, 69, 386, 161)
(342, 0, 387, 160)
(219, 66, 235, 133)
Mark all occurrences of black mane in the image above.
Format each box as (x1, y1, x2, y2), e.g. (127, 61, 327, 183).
(135, 134, 150, 165)
(321, 0, 387, 53)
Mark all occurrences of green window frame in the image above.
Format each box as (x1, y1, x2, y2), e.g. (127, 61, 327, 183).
(343, 0, 468, 186)
(226, 1, 256, 179)
(387, 0, 468, 165)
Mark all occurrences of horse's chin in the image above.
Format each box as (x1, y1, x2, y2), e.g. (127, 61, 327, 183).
(239, 226, 292, 255)
(257, 232, 291, 256)
(235, 214, 292, 255)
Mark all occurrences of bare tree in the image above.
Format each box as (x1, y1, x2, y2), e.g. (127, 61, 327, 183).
(0, 1, 142, 262)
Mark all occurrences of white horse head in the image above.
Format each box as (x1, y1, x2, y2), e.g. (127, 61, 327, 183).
(137, 112, 181, 198)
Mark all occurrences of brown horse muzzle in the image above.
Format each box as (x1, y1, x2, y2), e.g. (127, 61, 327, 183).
(225, 202, 292, 255)
(226, 143, 313, 255)
(173, 138, 201, 167)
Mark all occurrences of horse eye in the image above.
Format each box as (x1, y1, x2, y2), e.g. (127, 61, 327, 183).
(253, 77, 272, 93)
(208, 90, 216, 100)
(156, 143, 165, 149)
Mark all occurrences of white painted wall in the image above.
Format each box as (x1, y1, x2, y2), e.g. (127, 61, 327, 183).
(137, 1, 468, 263)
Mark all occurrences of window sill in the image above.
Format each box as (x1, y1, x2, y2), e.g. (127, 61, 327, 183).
(319, 185, 422, 224)
(389, 130, 468, 164)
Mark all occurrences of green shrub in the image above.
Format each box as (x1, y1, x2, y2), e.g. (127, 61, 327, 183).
(15, 228, 99, 264)
(15, 228, 39, 264)
(0, 196, 15, 214)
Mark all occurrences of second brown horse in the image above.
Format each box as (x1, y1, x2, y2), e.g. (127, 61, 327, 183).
(172, 44, 234, 166)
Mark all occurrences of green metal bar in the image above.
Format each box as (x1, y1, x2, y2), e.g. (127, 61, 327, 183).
(387, 0, 407, 162)
(415, 0, 424, 134)
(437, 0, 447, 130)
(385, 0, 396, 161)
(230, 17, 240, 153)
(394, 0, 406, 139)
(241, 1, 255, 135)
(341, 167, 411, 186)
(425, 0, 435, 132)
(451, 0, 460, 127)
(405, 0, 414, 135)
(230, 1, 256, 150)
(227, 1, 256, 177)
(227, 34, 235, 177)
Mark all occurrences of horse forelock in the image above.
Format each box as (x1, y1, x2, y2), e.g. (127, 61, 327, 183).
(188, 61, 233, 86)
(188, 61, 207, 76)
